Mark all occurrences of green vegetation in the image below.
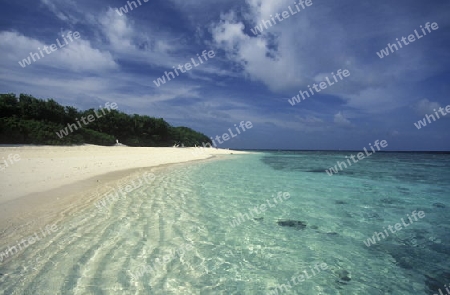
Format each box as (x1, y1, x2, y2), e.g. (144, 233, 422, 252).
(0, 93, 211, 147)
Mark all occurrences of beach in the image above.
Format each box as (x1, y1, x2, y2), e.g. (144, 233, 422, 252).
(0, 145, 247, 248)
(0, 145, 246, 203)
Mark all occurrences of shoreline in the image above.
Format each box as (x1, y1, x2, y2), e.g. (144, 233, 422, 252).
(0, 145, 251, 247)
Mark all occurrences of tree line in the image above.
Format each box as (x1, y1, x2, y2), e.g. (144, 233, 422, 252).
(0, 93, 211, 147)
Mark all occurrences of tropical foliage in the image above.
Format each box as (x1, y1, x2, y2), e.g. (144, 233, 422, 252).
(0, 93, 211, 146)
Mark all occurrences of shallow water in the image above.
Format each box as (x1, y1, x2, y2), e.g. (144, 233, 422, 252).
(0, 152, 449, 294)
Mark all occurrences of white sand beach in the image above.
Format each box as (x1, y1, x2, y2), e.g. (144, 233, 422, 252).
(0, 145, 248, 239)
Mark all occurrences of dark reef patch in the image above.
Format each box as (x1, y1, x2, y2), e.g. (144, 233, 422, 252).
(425, 272, 450, 294)
(433, 202, 446, 208)
(363, 212, 383, 221)
(335, 269, 351, 285)
(306, 169, 326, 173)
(277, 220, 307, 229)
(380, 198, 396, 204)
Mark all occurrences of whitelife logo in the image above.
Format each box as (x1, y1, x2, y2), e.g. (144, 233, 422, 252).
(288, 69, 350, 106)
(94, 171, 155, 212)
(0, 224, 59, 264)
(414, 103, 450, 130)
(434, 284, 450, 295)
(376, 22, 439, 59)
(153, 50, 215, 87)
(267, 262, 328, 295)
(325, 140, 388, 176)
(229, 192, 290, 228)
(363, 210, 425, 247)
(209, 121, 253, 147)
(55, 102, 118, 139)
(18, 31, 81, 68)
(250, 0, 313, 35)
(115, 0, 149, 16)
(0, 154, 20, 171)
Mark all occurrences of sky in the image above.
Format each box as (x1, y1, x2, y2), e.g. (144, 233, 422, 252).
(0, 0, 449, 150)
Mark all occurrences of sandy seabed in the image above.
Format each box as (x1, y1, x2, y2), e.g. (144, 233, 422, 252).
(0, 145, 248, 248)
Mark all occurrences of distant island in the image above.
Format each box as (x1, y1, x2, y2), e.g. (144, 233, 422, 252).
(0, 93, 211, 147)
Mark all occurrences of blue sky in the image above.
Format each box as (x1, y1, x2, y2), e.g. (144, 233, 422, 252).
(0, 0, 449, 150)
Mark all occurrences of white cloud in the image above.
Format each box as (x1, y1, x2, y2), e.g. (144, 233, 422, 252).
(40, 0, 80, 24)
(0, 31, 117, 72)
(389, 130, 400, 137)
(345, 87, 405, 114)
(99, 8, 135, 51)
(413, 98, 441, 116)
(58, 37, 118, 71)
(209, 7, 308, 92)
(334, 111, 351, 127)
(301, 115, 323, 124)
(207, 0, 450, 114)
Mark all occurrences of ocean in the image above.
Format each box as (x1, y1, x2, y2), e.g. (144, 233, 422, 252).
(0, 151, 449, 295)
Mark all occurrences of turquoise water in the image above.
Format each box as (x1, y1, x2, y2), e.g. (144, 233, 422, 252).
(0, 152, 449, 294)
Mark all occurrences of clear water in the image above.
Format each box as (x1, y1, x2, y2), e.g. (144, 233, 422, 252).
(1, 152, 449, 295)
